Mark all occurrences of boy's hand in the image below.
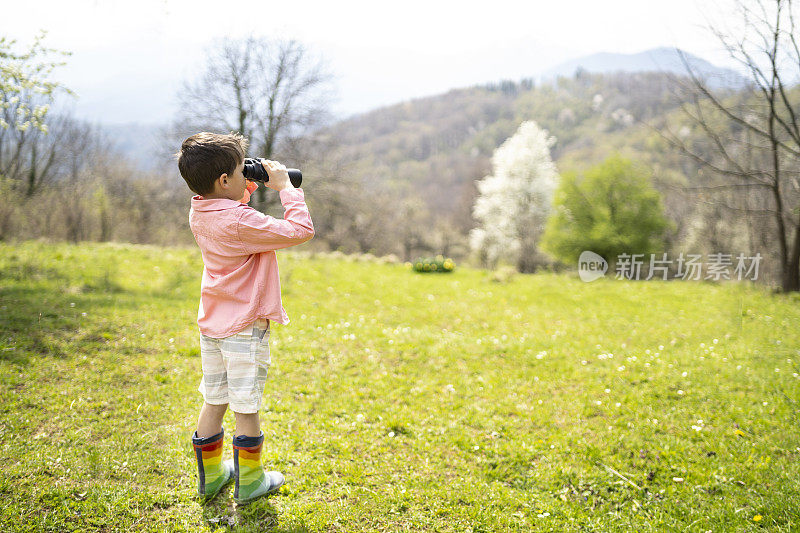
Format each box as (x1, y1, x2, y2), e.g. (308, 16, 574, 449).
(262, 160, 295, 192)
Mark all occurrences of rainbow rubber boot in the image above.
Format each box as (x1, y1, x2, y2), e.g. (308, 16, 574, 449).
(191, 427, 234, 501)
(232, 431, 285, 505)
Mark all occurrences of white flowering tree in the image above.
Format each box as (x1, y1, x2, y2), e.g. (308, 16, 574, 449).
(469, 121, 559, 272)
(0, 32, 71, 194)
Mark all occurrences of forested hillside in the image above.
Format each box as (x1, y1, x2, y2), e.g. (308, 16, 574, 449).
(306, 67, 795, 287)
(315, 71, 706, 246)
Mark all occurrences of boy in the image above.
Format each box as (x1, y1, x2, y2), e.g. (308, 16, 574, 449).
(176, 132, 315, 504)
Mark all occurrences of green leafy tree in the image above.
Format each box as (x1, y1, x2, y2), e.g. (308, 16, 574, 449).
(541, 153, 672, 267)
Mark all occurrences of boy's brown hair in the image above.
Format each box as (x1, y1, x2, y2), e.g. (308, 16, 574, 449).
(176, 132, 249, 195)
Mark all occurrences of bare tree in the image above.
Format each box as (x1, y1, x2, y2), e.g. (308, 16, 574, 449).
(175, 36, 334, 211)
(657, 0, 800, 291)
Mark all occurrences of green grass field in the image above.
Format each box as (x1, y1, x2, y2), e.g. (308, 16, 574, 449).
(1, 240, 799, 532)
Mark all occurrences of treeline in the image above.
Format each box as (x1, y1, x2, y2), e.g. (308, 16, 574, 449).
(3, 1, 799, 291)
(0, 113, 189, 246)
(0, 62, 790, 285)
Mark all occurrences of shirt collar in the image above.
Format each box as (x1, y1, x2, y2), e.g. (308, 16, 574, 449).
(190, 195, 243, 211)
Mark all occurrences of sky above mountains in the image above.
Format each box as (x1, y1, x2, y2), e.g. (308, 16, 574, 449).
(7, 0, 747, 125)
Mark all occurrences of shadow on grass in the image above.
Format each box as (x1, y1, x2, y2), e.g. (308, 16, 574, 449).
(0, 282, 133, 366)
(200, 488, 310, 532)
(0, 325, 68, 365)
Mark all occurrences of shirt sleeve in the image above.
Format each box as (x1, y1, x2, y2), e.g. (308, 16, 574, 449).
(236, 188, 315, 254)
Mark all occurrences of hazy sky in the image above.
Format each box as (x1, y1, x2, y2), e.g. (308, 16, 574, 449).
(5, 0, 742, 125)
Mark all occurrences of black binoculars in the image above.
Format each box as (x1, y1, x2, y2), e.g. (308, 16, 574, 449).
(243, 158, 302, 188)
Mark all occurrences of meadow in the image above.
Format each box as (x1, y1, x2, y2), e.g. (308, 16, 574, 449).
(0, 240, 798, 532)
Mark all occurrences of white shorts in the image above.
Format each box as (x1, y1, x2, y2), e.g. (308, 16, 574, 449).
(197, 318, 271, 414)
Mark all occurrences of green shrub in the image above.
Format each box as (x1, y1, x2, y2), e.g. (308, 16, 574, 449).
(413, 255, 455, 273)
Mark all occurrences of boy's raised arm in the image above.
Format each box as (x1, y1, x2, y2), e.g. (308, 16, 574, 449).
(236, 188, 315, 254)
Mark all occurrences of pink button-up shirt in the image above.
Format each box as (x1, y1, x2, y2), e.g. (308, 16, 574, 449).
(189, 188, 314, 338)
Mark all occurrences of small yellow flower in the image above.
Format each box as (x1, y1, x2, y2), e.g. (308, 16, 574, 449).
(735, 429, 746, 437)
(753, 515, 762, 522)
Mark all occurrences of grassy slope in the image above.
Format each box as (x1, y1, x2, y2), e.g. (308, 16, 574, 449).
(1, 240, 799, 532)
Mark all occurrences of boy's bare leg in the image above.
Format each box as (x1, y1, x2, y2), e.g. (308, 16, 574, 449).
(196, 402, 228, 438)
(234, 411, 260, 437)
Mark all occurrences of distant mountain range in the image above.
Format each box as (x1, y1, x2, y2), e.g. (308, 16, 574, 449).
(538, 47, 748, 89)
